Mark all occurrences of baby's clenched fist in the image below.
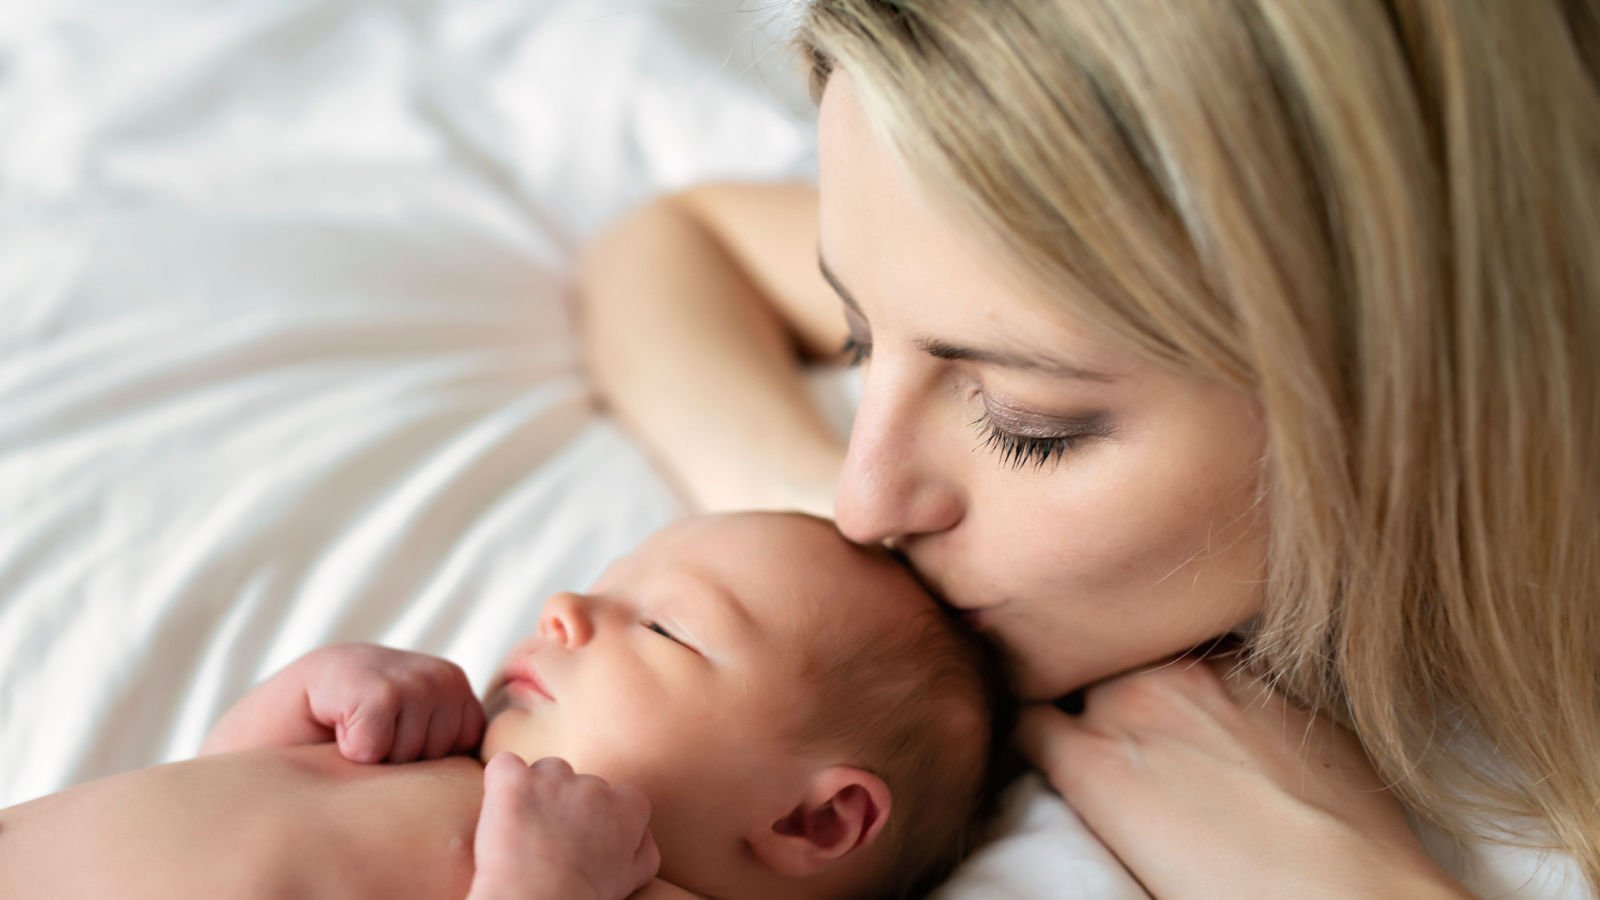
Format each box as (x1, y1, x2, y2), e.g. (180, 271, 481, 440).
(295, 643, 485, 764)
(468, 753, 659, 900)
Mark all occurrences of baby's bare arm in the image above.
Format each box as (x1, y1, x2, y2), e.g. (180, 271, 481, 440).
(201, 651, 331, 754)
(201, 644, 483, 761)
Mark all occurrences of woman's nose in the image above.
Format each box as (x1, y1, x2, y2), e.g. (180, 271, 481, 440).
(538, 592, 594, 648)
(833, 368, 963, 546)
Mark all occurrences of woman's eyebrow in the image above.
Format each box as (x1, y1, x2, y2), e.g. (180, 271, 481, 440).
(817, 253, 1117, 383)
(914, 337, 1117, 382)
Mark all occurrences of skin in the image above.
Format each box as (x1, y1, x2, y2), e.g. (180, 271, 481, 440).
(576, 75, 1473, 898)
(817, 70, 1271, 699)
(812, 71, 1468, 897)
(0, 514, 935, 900)
(480, 513, 919, 898)
(565, 54, 1473, 895)
(0, 744, 484, 900)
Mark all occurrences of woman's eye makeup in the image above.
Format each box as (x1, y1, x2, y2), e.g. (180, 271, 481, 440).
(831, 298, 1109, 470)
(972, 408, 1112, 470)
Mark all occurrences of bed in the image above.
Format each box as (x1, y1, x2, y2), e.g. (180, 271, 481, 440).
(0, 1, 1583, 897)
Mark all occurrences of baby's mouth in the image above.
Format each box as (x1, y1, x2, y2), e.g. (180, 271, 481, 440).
(503, 658, 556, 703)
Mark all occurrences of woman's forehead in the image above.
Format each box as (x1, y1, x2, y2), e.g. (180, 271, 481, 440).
(819, 72, 1135, 381)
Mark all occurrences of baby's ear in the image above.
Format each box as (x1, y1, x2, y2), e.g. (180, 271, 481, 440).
(748, 766, 891, 877)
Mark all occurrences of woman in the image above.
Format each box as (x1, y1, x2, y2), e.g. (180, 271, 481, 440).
(576, 1, 1598, 895)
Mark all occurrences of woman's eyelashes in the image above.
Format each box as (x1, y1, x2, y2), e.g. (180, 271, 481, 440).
(840, 332, 871, 366)
(972, 410, 1112, 470)
(839, 303, 872, 366)
(837, 313, 1104, 470)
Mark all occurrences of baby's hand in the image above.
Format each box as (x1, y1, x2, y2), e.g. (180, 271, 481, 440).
(298, 643, 485, 764)
(468, 752, 660, 900)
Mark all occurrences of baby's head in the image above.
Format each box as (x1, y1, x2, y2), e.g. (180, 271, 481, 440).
(481, 511, 1014, 899)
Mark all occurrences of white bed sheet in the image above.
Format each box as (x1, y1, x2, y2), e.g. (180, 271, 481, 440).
(0, 1, 1585, 897)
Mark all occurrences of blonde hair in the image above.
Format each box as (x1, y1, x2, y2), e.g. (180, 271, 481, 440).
(800, 0, 1600, 888)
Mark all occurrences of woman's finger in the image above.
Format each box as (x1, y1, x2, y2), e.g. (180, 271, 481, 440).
(1015, 703, 1132, 821)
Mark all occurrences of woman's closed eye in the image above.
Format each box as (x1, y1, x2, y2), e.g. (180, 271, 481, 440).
(973, 407, 1114, 471)
(835, 303, 1110, 471)
(975, 416, 1079, 469)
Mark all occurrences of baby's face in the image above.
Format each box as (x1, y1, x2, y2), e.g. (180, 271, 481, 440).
(479, 513, 928, 887)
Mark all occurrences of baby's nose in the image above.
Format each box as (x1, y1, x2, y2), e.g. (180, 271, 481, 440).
(538, 591, 594, 648)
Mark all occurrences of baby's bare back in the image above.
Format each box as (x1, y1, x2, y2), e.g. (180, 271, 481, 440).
(0, 744, 482, 899)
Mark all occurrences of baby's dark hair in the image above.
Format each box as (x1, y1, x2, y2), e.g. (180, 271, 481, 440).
(792, 548, 1020, 899)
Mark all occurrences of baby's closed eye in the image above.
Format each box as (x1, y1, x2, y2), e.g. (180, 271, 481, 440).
(642, 617, 708, 658)
(643, 621, 691, 651)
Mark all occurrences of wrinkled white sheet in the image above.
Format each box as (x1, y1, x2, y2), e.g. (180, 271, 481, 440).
(0, 1, 1585, 898)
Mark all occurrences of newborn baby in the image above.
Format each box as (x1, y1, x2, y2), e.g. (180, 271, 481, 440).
(0, 512, 1013, 899)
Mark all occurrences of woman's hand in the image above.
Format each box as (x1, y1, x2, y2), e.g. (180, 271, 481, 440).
(468, 753, 660, 900)
(1018, 658, 1469, 899)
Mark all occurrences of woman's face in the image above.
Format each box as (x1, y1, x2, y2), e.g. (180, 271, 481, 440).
(818, 71, 1270, 699)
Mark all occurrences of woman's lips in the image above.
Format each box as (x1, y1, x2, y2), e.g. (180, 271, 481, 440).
(913, 565, 997, 630)
(503, 658, 555, 703)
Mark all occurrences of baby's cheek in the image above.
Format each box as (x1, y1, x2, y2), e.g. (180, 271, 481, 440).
(591, 697, 723, 773)
(477, 709, 533, 763)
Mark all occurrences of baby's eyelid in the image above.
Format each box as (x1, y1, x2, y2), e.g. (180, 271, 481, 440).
(643, 620, 699, 654)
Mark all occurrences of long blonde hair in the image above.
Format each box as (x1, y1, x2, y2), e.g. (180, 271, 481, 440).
(800, 0, 1600, 887)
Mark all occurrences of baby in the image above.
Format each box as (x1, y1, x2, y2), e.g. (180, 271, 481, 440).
(0, 512, 1014, 899)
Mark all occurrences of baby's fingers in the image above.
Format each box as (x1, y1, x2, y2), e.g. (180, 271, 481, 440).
(630, 827, 662, 894)
(608, 781, 653, 834)
(388, 703, 431, 763)
(337, 704, 398, 764)
(482, 750, 536, 802)
(421, 702, 463, 760)
(457, 698, 486, 754)
(529, 756, 574, 777)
